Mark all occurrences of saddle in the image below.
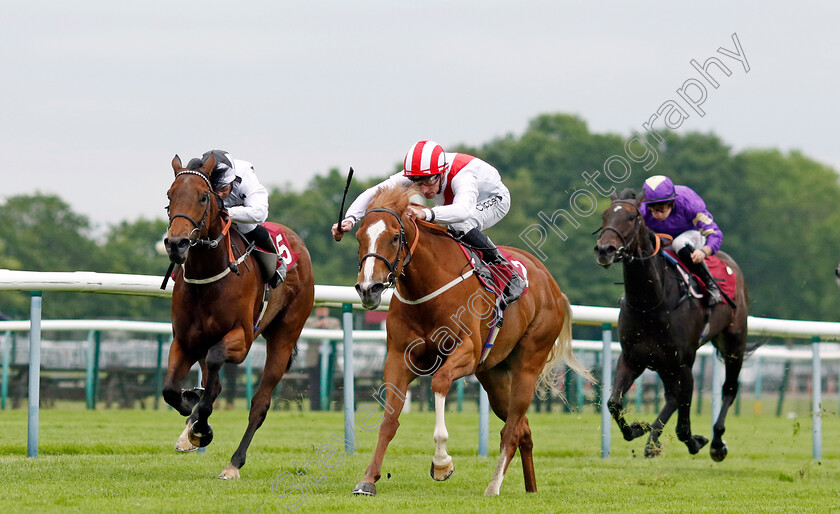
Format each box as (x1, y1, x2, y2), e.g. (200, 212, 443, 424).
(662, 248, 737, 302)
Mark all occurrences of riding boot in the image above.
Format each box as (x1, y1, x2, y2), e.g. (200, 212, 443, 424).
(459, 228, 526, 308)
(677, 245, 722, 306)
(245, 225, 286, 288)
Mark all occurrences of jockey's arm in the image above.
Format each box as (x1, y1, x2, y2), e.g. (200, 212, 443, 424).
(341, 172, 409, 228)
(427, 169, 479, 224)
(227, 171, 269, 225)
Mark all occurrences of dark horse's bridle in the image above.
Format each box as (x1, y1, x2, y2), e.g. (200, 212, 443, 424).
(161, 170, 246, 290)
(358, 207, 417, 287)
(167, 170, 227, 248)
(595, 199, 660, 263)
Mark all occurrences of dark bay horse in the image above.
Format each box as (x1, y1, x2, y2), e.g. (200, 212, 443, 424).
(163, 155, 314, 479)
(348, 185, 593, 496)
(594, 188, 749, 460)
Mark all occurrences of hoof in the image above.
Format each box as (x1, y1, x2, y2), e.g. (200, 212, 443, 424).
(687, 435, 709, 455)
(174, 440, 198, 452)
(430, 459, 454, 481)
(624, 422, 651, 441)
(710, 442, 728, 462)
(182, 387, 204, 409)
(644, 442, 662, 458)
(175, 420, 198, 452)
(189, 424, 214, 448)
(219, 465, 241, 480)
(351, 481, 376, 496)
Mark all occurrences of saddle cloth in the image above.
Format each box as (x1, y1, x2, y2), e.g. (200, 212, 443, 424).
(662, 248, 737, 301)
(457, 245, 529, 300)
(263, 222, 300, 270)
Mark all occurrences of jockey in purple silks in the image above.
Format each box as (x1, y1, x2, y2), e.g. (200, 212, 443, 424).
(640, 175, 724, 305)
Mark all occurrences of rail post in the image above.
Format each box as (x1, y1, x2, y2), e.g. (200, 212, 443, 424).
(601, 323, 612, 458)
(154, 335, 165, 410)
(753, 356, 763, 415)
(811, 336, 822, 460)
(27, 291, 42, 458)
(342, 303, 355, 454)
(1, 331, 10, 410)
(85, 330, 96, 409)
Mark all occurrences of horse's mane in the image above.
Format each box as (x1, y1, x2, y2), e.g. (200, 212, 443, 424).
(616, 187, 640, 201)
(186, 157, 204, 170)
(367, 184, 422, 213)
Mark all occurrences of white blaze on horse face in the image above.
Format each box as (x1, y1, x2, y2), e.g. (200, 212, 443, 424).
(361, 220, 387, 287)
(613, 205, 623, 212)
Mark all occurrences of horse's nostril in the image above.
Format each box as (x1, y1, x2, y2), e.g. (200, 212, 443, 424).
(370, 283, 385, 295)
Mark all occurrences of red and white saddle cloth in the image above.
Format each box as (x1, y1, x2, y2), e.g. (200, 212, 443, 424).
(457, 245, 530, 301)
(263, 222, 300, 271)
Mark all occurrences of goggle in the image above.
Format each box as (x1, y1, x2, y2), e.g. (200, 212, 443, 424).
(407, 174, 441, 186)
(647, 202, 673, 214)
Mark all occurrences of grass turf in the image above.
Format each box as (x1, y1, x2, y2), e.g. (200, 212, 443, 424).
(1, 403, 838, 513)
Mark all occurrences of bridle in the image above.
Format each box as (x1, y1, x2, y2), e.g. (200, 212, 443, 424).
(358, 207, 418, 288)
(595, 199, 660, 263)
(164, 169, 247, 286)
(167, 170, 228, 248)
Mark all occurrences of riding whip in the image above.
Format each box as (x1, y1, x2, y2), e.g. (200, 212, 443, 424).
(334, 167, 354, 241)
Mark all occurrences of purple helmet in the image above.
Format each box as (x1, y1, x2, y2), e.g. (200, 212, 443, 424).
(642, 175, 677, 203)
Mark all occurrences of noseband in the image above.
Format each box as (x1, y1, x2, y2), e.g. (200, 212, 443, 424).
(358, 207, 416, 287)
(168, 170, 227, 248)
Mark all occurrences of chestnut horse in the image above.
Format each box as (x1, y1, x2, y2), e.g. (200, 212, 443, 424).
(348, 185, 592, 497)
(594, 188, 749, 460)
(163, 155, 314, 479)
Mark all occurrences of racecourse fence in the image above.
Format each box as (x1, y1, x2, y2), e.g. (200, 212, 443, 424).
(1, 269, 838, 460)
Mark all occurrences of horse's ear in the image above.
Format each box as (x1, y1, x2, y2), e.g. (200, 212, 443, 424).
(172, 155, 182, 175)
(201, 154, 216, 177)
(609, 191, 618, 202)
(637, 191, 646, 205)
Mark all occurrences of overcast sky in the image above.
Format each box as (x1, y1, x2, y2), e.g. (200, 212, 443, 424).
(2, 1, 838, 231)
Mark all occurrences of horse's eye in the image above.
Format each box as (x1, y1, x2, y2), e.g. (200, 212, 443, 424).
(199, 194, 208, 204)
(392, 233, 400, 243)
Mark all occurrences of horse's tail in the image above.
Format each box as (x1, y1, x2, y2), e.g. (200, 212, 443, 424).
(536, 299, 597, 400)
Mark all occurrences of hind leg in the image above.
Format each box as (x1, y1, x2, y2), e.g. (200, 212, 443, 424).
(220, 324, 298, 479)
(608, 354, 649, 441)
(710, 336, 745, 461)
(480, 346, 545, 496)
(477, 363, 539, 493)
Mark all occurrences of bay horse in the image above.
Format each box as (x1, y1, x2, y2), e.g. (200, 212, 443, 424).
(593, 188, 749, 460)
(163, 154, 314, 479)
(348, 185, 592, 496)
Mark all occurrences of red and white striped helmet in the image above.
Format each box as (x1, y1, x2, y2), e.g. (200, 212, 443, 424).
(403, 140, 449, 177)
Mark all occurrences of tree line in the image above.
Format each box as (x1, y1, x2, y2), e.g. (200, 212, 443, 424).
(1, 113, 839, 322)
